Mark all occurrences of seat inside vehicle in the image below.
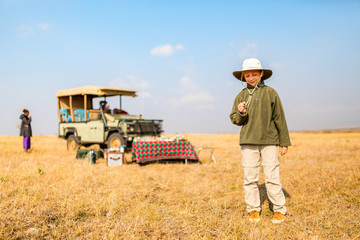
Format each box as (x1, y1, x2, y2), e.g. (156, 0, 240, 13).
(113, 108, 128, 114)
(60, 108, 72, 122)
(88, 109, 101, 121)
(74, 109, 90, 122)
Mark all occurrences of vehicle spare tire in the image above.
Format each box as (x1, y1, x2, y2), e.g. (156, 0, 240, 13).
(107, 132, 125, 149)
(67, 134, 79, 151)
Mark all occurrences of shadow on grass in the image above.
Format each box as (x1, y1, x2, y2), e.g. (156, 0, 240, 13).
(138, 159, 201, 166)
(259, 183, 291, 212)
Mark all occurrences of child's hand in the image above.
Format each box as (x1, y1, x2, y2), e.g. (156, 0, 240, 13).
(237, 102, 247, 115)
(279, 147, 288, 156)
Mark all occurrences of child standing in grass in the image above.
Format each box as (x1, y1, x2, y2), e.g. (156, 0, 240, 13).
(229, 58, 291, 223)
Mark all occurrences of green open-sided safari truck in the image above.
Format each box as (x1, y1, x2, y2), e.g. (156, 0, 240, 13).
(56, 85, 163, 151)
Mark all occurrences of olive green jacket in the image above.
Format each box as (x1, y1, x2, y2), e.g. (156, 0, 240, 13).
(229, 82, 291, 147)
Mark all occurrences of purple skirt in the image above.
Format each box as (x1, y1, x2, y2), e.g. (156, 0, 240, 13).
(23, 137, 31, 150)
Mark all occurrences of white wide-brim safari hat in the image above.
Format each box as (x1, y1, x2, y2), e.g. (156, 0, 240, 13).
(233, 58, 272, 81)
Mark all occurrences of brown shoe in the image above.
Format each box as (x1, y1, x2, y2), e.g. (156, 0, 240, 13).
(271, 212, 285, 223)
(249, 210, 260, 223)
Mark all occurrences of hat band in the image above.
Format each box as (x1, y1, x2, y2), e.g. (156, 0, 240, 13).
(243, 66, 263, 71)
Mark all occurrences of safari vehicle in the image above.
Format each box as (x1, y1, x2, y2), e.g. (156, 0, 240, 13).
(56, 85, 163, 151)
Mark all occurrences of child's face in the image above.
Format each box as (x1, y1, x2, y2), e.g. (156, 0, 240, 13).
(243, 70, 263, 86)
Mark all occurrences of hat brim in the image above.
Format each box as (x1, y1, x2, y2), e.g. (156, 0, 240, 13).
(233, 69, 272, 81)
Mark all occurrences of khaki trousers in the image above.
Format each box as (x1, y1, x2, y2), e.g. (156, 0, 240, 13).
(241, 145, 286, 214)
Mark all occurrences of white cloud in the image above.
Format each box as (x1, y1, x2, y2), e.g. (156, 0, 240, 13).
(18, 25, 34, 38)
(18, 22, 51, 38)
(171, 77, 214, 109)
(150, 44, 186, 56)
(38, 23, 50, 31)
(175, 44, 185, 50)
(238, 42, 257, 58)
(179, 92, 214, 105)
(180, 76, 197, 90)
(126, 75, 149, 89)
(110, 75, 151, 98)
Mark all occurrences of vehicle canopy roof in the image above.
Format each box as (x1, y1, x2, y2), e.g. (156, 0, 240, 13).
(56, 85, 137, 98)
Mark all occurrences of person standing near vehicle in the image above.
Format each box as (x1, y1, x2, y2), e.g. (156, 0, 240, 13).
(20, 109, 32, 152)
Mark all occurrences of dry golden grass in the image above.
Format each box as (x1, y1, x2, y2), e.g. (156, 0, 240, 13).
(0, 132, 359, 239)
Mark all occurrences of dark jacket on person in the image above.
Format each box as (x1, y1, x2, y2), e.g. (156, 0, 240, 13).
(20, 114, 32, 137)
(229, 81, 291, 147)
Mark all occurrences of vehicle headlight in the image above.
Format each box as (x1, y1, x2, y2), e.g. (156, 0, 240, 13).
(127, 125, 135, 132)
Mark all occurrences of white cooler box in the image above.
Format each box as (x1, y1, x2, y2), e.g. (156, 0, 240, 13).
(106, 149, 124, 166)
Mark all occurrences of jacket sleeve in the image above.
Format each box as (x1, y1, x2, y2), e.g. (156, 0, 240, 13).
(272, 93, 291, 147)
(230, 93, 248, 126)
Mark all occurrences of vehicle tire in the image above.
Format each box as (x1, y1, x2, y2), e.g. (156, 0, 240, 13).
(107, 132, 125, 149)
(67, 134, 79, 151)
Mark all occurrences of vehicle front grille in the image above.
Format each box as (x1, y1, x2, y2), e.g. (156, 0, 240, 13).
(134, 121, 157, 134)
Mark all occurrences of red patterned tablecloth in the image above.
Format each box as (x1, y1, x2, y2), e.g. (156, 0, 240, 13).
(132, 140, 199, 164)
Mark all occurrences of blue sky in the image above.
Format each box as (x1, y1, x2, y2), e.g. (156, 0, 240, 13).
(1, 0, 360, 135)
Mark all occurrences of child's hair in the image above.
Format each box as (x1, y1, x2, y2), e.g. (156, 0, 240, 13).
(23, 109, 29, 113)
(241, 70, 264, 81)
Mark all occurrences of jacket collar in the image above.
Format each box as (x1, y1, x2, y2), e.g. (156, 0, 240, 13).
(246, 81, 264, 89)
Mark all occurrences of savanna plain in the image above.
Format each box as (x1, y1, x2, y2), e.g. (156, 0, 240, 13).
(0, 132, 359, 239)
